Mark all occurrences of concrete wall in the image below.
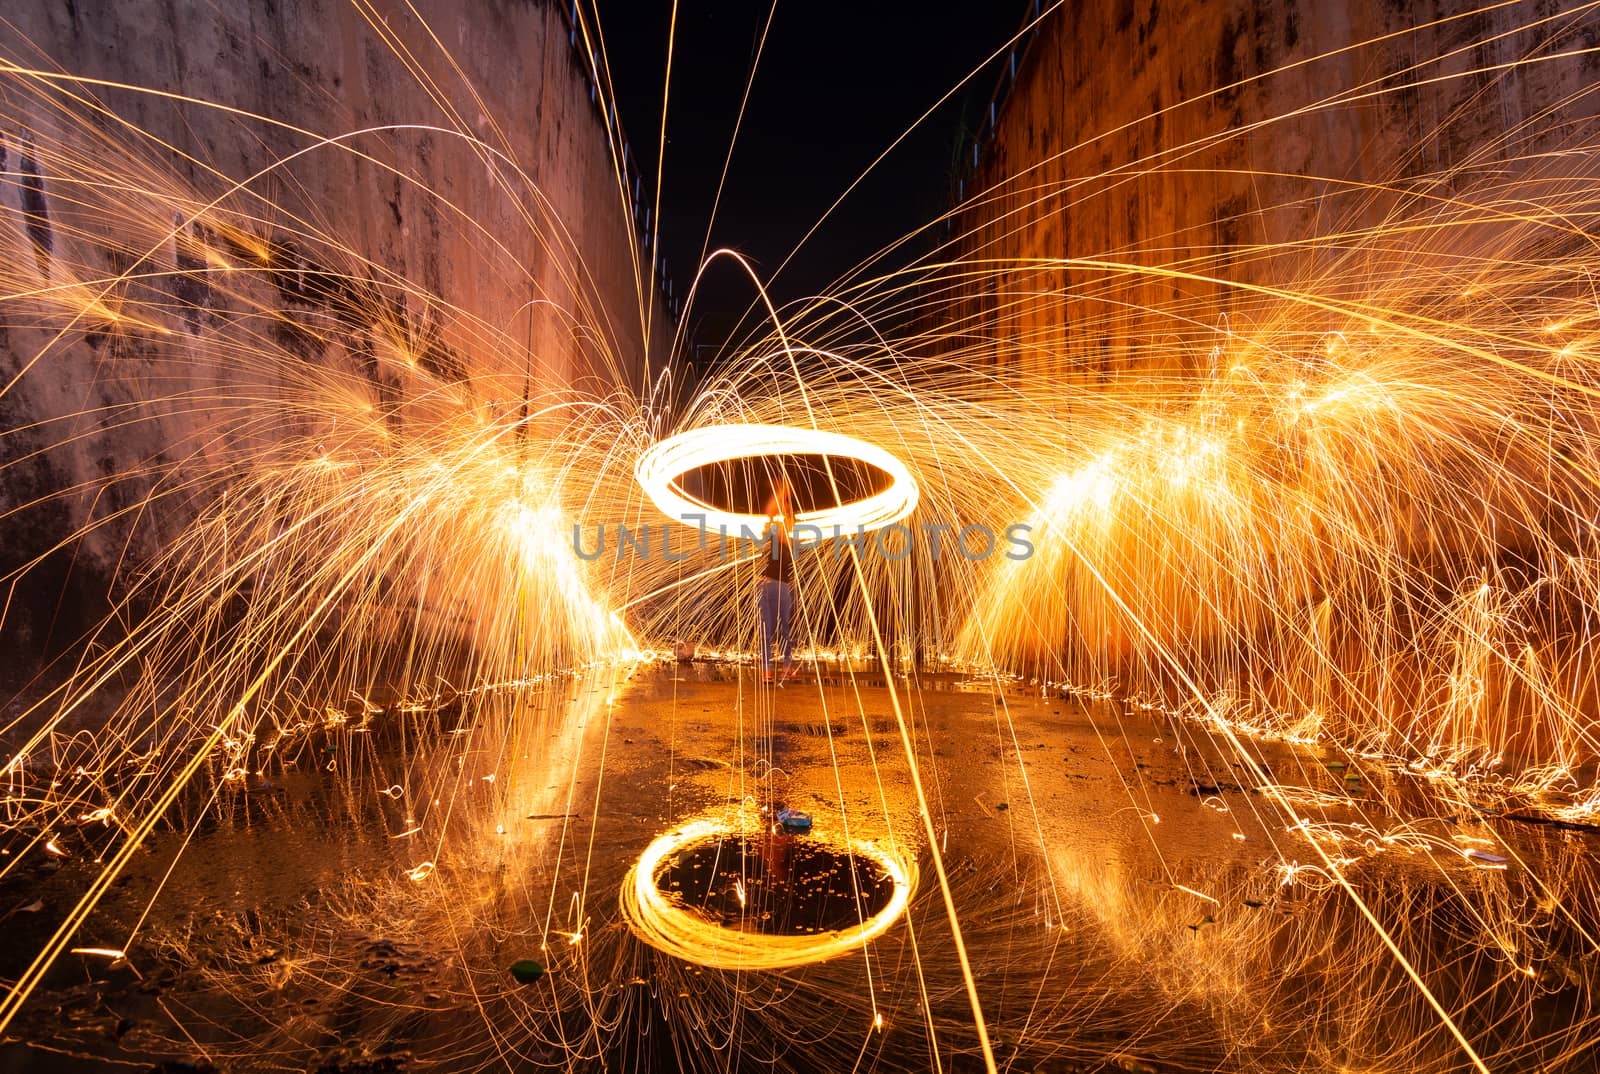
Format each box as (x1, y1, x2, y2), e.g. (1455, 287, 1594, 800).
(0, 0, 672, 677)
(948, 0, 1600, 386)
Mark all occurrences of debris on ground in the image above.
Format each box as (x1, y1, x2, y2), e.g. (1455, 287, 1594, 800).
(776, 809, 812, 834)
(509, 960, 545, 984)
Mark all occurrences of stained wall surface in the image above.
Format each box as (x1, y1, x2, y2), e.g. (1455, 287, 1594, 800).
(947, 0, 1600, 385)
(0, 0, 672, 673)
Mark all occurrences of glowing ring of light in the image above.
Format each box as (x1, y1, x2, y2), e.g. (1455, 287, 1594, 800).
(635, 424, 919, 534)
(620, 816, 917, 970)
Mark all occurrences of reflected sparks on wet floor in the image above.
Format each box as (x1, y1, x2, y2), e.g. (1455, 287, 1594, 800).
(621, 811, 915, 969)
(2, 661, 1596, 1072)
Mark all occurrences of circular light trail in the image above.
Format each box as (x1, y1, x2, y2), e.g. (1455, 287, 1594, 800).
(635, 424, 919, 534)
(620, 816, 917, 970)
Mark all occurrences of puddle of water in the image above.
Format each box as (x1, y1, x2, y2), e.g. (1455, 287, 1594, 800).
(2, 666, 1596, 1073)
(659, 832, 897, 934)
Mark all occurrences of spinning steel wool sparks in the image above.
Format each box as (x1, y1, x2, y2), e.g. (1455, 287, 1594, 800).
(5, 1, 1600, 1072)
(634, 423, 920, 534)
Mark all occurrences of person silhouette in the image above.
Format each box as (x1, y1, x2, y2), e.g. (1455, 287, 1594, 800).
(758, 476, 798, 683)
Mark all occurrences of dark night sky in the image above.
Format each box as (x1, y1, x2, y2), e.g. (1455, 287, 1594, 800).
(594, 2, 1028, 360)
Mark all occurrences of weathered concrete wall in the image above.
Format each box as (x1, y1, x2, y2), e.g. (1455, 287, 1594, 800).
(949, 0, 1600, 384)
(0, 0, 671, 676)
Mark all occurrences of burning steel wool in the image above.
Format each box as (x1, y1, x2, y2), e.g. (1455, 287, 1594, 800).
(3, 1, 1600, 1072)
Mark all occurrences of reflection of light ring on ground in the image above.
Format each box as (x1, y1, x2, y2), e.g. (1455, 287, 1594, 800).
(634, 424, 919, 534)
(620, 816, 917, 970)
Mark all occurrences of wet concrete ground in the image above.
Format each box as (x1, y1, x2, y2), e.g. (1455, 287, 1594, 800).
(2, 661, 1595, 1071)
